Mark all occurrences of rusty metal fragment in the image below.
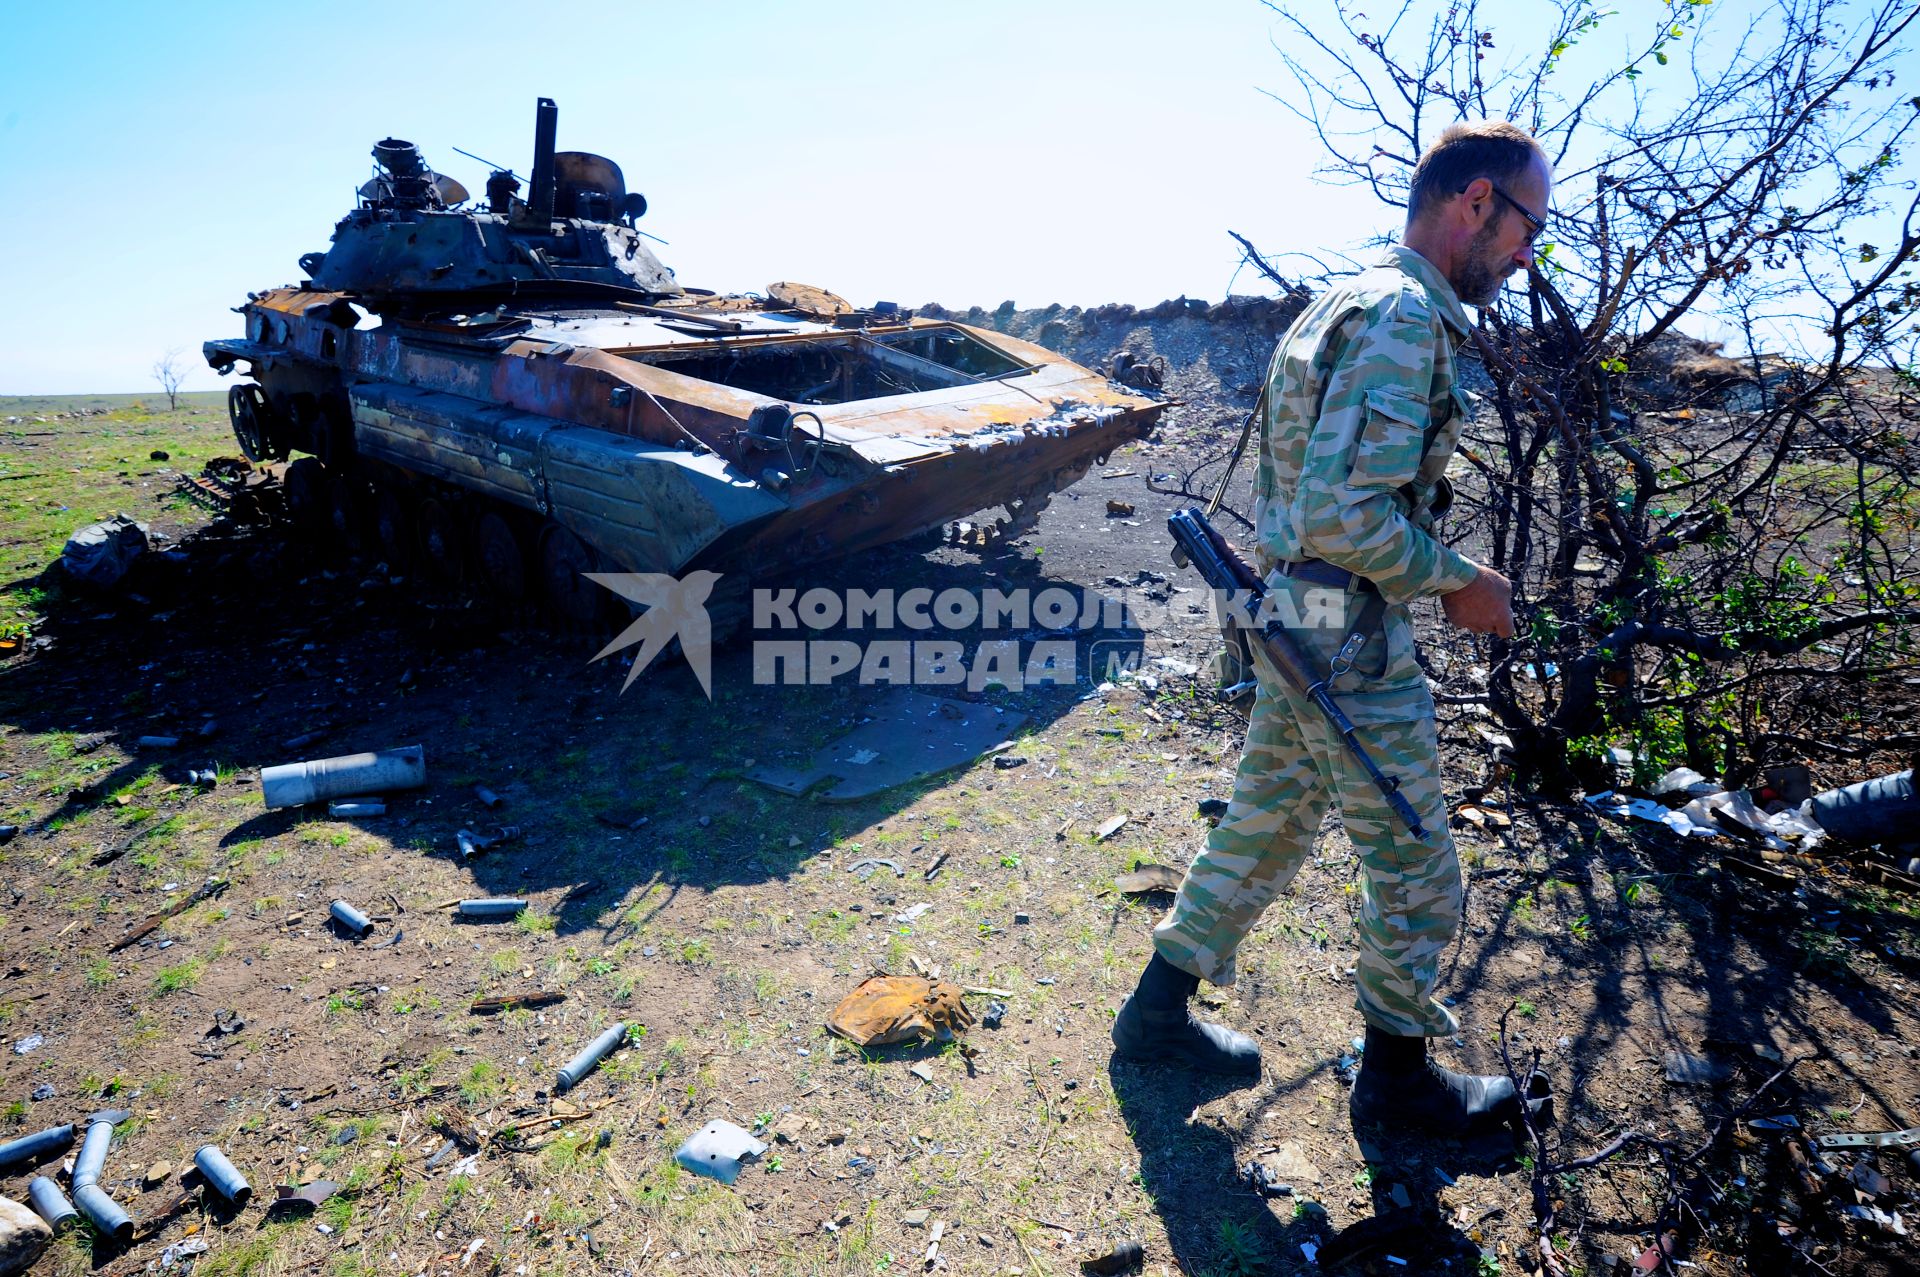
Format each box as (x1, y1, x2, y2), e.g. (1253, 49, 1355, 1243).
(469, 991, 566, 1015)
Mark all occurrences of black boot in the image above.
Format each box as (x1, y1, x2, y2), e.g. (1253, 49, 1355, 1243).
(1111, 954, 1261, 1077)
(1349, 1025, 1526, 1136)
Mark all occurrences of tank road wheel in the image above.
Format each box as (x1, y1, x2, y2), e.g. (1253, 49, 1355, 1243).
(372, 485, 414, 569)
(283, 457, 328, 536)
(415, 497, 465, 585)
(228, 385, 271, 462)
(539, 525, 603, 628)
(325, 469, 366, 553)
(473, 511, 529, 604)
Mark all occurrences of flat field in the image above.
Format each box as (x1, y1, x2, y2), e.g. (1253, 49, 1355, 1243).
(0, 328, 1914, 1277)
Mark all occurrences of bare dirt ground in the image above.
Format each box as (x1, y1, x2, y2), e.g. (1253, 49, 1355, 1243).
(1, 311, 1915, 1277)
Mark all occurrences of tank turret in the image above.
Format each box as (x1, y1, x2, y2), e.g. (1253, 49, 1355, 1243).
(301, 97, 679, 306)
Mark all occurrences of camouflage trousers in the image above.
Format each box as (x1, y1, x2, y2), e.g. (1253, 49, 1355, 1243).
(1153, 590, 1462, 1038)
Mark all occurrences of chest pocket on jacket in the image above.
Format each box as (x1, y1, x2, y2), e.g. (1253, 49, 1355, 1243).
(1351, 386, 1429, 489)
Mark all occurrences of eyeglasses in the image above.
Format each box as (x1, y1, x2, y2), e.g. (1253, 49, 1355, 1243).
(1482, 181, 1546, 247)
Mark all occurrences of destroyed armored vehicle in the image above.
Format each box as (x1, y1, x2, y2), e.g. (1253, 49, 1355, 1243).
(204, 98, 1163, 623)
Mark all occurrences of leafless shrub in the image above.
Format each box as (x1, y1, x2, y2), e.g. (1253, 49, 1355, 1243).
(1255, 0, 1920, 790)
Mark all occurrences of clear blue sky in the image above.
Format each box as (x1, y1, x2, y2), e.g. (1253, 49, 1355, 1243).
(0, 1, 1391, 394)
(3, 3, 1902, 395)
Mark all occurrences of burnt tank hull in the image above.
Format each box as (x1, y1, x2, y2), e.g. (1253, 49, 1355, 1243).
(203, 103, 1161, 622)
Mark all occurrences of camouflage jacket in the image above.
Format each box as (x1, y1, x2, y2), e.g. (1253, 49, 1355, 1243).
(1252, 245, 1481, 605)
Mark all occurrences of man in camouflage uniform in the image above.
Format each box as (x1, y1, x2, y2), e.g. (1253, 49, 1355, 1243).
(1113, 122, 1551, 1136)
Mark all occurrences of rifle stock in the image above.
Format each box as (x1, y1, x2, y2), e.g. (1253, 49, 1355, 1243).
(1168, 507, 1431, 840)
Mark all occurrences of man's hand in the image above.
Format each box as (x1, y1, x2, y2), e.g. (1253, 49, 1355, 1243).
(1442, 563, 1516, 638)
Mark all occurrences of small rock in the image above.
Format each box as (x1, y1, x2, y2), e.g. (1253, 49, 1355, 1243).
(333, 1127, 359, 1146)
(1267, 1142, 1322, 1186)
(909, 1062, 934, 1084)
(143, 1160, 174, 1187)
(771, 1114, 817, 1145)
(1389, 1183, 1411, 1210)
(902, 1209, 931, 1228)
(1197, 798, 1229, 820)
(983, 1002, 1007, 1029)
(1105, 500, 1136, 517)
(10, 1035, 43, 1056)
(993, 755, 1028, 770)
(0, 1195, 53, 1276)
(29, 1084, 54, 1102)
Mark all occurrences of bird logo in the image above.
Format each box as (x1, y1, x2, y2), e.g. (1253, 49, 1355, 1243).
(587, 570, 723, 696)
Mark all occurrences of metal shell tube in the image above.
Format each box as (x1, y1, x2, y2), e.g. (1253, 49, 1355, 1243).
(329, 900, 373, 937)
(456, 897, 528, 920)
(555, 1023, 628, 1095)
(73, 1120, 115, 1187)
(0, 1123, 74, 1173)
(28, 1176, 79, 1230)
(260, 745, 426, 809)
(72, 1182, 133, 1242)
(194, 1144, 252, 1204)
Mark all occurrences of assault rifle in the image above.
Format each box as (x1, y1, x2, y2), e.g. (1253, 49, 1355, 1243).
(1167, 507, 1430, 839)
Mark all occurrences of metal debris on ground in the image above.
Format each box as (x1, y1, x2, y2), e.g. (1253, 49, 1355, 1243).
(473, 784, 503, 809)
(26, 1176, 78, 1231)
(1080, 1238, 1146, 1274)
(1809, 768, 1916, 846)
(470, 991, 566, 1015)
(848, 857, 904, 880)
(260, 745, 427, 810)
(1242, 1160, 1294, 1198)
(1111, 864, 1182, 895)
(328, 799, 386, 818)
(1095, 815, 1128, 841)
(328, 900, 374, 938)
(554, 1023, 629, 1094)
(0, 1125, 75, 1174)
(674, 1120, 767, 1185)
(108, 876, 228, 953)
(748, 690, 1029, 802)
(827, 975, 976, 1046)
(455, 898, 528, 920)
(207, 1009, 244, 1038)
(457, 825, 521, 860)
(265, 1181, 342, 1218)
(194, 1145, 251, 1204)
